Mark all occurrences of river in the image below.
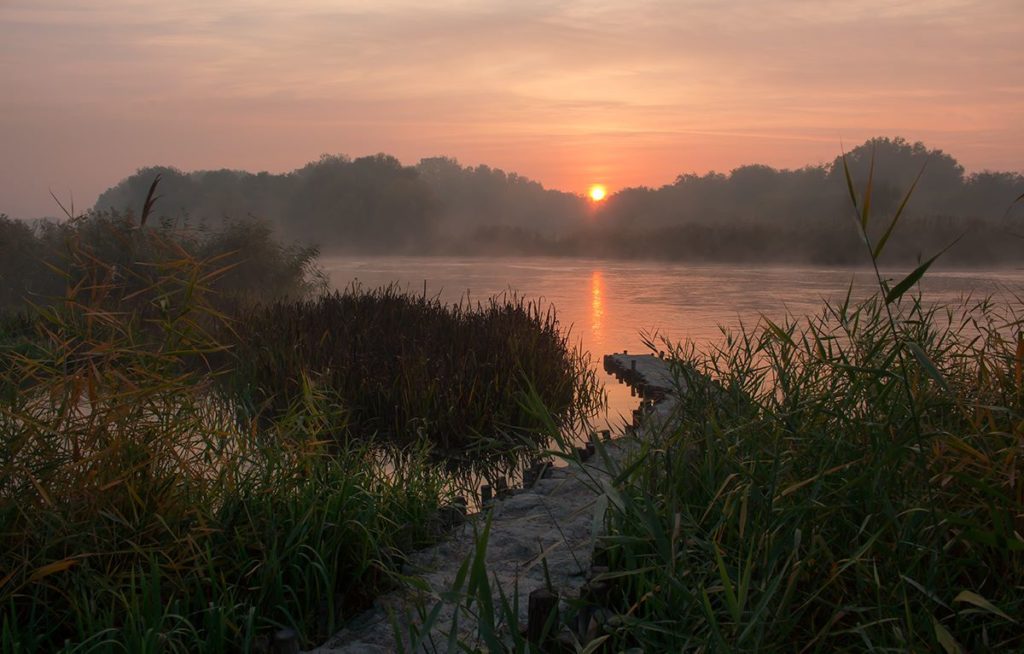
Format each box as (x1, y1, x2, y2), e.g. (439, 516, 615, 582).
(321, 256, 1024, 428)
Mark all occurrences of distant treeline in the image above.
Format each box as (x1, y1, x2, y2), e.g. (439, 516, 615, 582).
(87, 136, 1024, 265)
(0, 212, 323, 312)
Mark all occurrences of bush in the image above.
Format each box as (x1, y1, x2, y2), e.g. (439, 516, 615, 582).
(220, 286, 603, 475)
(0, 223, 445, 652)
(587, 155, 1023, 651)
(596, 292, 1023, 651)
(0, 210, 324, 315)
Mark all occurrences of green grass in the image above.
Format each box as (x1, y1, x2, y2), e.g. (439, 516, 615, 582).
(0, 201, 600, 651)
(585, 290, 1023, 651)
(219, 286, 602, 476)
(0, 230, 447, 652)
(585, 152, 1023, 652)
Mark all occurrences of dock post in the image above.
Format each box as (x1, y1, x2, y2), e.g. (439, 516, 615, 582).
(527, 588, 559, 647)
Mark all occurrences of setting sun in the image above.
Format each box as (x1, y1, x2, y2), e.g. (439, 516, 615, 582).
(589, 184, 607, 202)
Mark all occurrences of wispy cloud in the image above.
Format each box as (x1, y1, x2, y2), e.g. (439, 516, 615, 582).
(1, 0, 1021, 216)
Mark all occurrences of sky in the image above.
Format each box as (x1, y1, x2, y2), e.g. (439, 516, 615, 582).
(2, 0, 1022, 218)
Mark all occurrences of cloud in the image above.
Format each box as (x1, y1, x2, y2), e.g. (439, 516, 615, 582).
(1, 0, 1022, 216)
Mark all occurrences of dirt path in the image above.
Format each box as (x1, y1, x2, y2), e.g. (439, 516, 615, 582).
(311, 354, 677, 653)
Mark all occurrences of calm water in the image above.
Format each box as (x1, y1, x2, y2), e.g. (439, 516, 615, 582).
(322, 256, 1024, 427)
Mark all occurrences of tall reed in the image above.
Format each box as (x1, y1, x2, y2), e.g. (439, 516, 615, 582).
(220, 286, 603, 475)
(0, 217, 449, 651)
(584, 154, 1024, 651)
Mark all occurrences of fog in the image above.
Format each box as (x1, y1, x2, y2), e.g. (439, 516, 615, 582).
(86, 136, 1024, 266)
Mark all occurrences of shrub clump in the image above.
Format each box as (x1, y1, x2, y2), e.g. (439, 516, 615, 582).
(221, 286, 603, 473)
(594, 292, 1024, 652)
(0, 222, 445, 651)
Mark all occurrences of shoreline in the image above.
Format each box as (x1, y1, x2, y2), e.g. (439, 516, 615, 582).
(312, 352, 681, 652)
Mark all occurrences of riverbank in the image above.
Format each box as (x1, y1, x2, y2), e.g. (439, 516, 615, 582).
(312, 352, 680, 652)
(0, 216, 604, 652)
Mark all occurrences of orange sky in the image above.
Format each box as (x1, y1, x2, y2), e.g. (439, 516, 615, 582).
(2, 0, 1022, 218)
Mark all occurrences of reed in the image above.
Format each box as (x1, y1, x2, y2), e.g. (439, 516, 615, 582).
(583, 154, 1023, 651)
(0, 189, 603, 650)
(0, 225, 428, 651)
(219, 286, 603, 475)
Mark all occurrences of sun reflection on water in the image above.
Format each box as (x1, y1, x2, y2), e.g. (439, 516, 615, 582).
(590, 269, 604, 347)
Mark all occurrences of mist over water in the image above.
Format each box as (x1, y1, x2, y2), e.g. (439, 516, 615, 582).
(84, 138, 1024, 268)
(323, 256, 1024, 425)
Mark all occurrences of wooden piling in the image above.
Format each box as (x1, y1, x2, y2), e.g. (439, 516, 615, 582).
(527, 587, 559, 647)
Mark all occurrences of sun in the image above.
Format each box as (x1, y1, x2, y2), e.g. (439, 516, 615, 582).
(588, 184, 607, 202)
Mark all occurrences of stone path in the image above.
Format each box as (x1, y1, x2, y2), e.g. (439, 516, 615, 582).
(311, 352, 680, 653)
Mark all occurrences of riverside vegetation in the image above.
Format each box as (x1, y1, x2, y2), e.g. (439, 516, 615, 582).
(0, 189, 601, 651)
(399, 157, 1024, 652)
(3, 153, 1022, 652)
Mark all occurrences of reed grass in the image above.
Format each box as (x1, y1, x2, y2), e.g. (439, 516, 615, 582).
(219, 286, 603, 475)
(0, 195, 600, 651)
(584, 154, 1023, 651)
(577, 290, 1022, 652)
(0, 220, 458, 652)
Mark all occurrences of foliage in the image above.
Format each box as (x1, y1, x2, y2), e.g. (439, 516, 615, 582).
(0, 209, 324, 314)
(219, 286, 604, 475)
(80, 137, 1024, 265)
(0, 221, 443, 652)
(0, 205, 604, 651)
(583, 290, 1024, 651)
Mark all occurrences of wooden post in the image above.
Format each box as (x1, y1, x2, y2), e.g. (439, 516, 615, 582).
(527, 587, 559, 647)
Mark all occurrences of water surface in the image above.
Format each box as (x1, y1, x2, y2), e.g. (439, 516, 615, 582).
(322, 256, 1024, 427)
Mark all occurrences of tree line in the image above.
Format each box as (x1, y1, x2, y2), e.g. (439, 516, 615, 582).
(76, 137, 1024, 265)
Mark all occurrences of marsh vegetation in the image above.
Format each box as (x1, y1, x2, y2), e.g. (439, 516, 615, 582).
(0, 202, 601, 652)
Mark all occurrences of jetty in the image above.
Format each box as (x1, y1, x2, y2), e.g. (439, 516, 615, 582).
(312, 352, 680, 653)
(603, 351, 686, 434)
